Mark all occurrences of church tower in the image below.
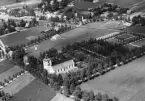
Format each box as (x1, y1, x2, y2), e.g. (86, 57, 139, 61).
(43, 56, 55, 73)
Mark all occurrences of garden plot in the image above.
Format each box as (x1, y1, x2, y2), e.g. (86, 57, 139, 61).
(116, 34, 135, 40)
(81, 56, 145, 101)
(130, 38, 145, 47)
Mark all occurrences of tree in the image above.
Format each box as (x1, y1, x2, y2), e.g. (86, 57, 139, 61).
(73, 86, 82, 99)
(82, 91, 90, 101)
(95, 92, 102, 101)
(70, 83, 75, 94)
(63, 86, 69, 97)
(89, 90, 95, 101)
(102, 94, 109, 101)
(20, 19, 26, 27)
(112, 96, 119, 101)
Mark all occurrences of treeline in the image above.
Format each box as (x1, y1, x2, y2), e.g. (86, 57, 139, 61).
(132, 15, 145, 26)
(8, 7, 36, 17)
(38, 0, 70, 12)
(0, 18, 38, 36)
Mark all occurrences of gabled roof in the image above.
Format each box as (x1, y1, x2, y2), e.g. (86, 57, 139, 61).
(52, 59, 74, 71)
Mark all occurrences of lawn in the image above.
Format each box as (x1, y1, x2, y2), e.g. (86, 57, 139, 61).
(0, 60, 15, 74)
(81, 56, 145, 101)
(27, 25, 117, 57)
(10, 79, 56, 101)
(132, 39, 145, 46)
(0, 26, 46, 47)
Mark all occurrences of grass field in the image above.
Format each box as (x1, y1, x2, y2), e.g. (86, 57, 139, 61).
(0, 60, 15, 74)
(132, 38, 145, 46)
(81, 56, 145, 101)
(0, 65, 23, 83)
(10, 79, 56, 101)
(27, 25, 117, 57)
(0, 27, 46, 46)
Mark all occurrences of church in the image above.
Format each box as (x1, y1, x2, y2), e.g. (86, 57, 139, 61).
(43, 57, 76, 74)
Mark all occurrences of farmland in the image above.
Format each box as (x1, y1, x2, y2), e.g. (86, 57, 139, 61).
(27, 22, 119, 57)
(0, 60, 15, 74)
(0, 26, 46, 47)
(10, 79, 56, 101)
(124, 26, 145, 33)
(81, 56, 145, 101)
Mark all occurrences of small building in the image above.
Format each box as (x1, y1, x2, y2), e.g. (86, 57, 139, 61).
(43, 57, 76, 74)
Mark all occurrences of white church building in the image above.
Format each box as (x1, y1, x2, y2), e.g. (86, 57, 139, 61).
(43, 57, 76, 74)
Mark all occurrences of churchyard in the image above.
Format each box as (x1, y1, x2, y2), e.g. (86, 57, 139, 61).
(130, 39, 145, 47)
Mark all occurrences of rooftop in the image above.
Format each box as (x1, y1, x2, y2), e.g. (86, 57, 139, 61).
(52, 59, 74, 71)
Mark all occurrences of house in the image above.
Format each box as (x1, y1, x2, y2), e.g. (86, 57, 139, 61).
(43, 57, 76, 74)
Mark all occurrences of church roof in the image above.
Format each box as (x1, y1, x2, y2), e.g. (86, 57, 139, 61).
(52, 59, 74, 71)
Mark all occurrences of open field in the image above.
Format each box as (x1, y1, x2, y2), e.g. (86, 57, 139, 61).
(81, 56, 145, 101)
(0, 60, 15, 74)
(10, 79, 56, 101)
(124, 26, 145, 33)
(0, 26, 46, 46)
(2, 73, 35, 95)
(131, 38, 145, 46)
(26, 21, 124, 57)
(0, 65, 23, 82)
(130, 0, 145, 12)
(27, 27, 117, 57)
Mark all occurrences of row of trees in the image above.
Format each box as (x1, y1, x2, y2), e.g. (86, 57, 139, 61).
(132, 15, 145, 26)
(0, 18, 38, 36)
(0, 70, 25, 87)
(39, 0, 70, 12)
(61, 86, 119, 101)
(8, 7, 36, 17)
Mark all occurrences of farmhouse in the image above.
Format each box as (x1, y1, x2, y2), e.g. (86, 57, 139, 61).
(43, 57, 76, 74)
